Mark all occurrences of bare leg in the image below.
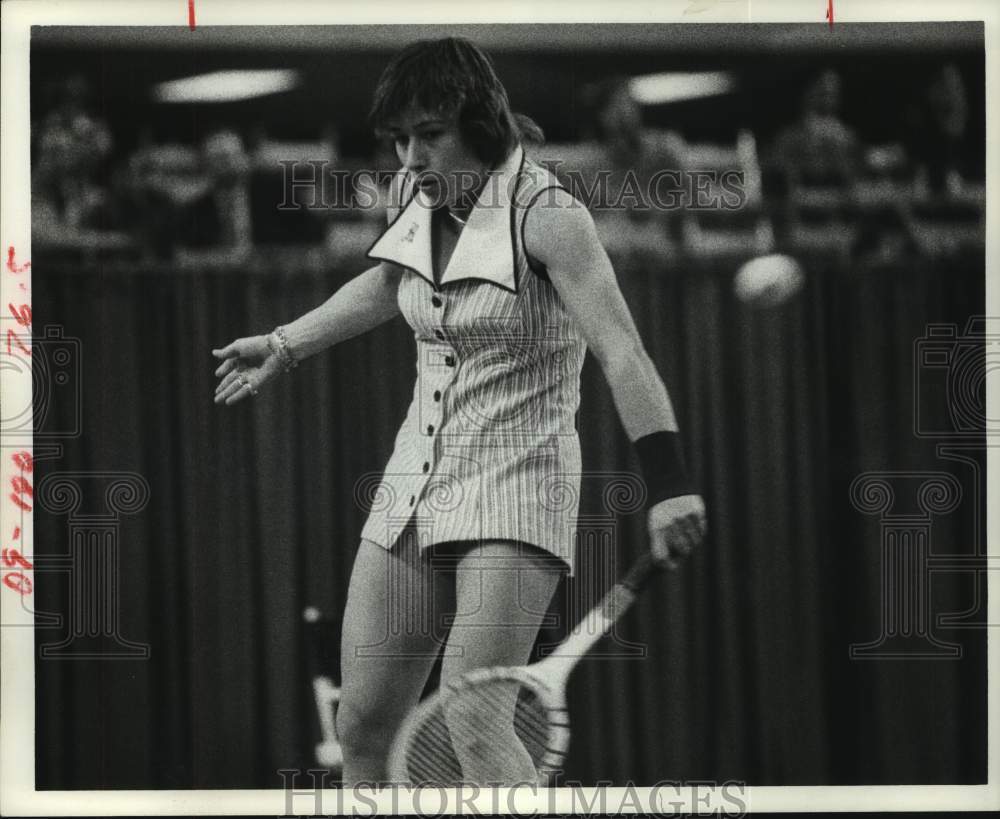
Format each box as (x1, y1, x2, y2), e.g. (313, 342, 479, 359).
(336, 534, 453, 786)
(440, 540, 564, 786)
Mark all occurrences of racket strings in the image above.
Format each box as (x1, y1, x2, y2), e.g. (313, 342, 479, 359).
(401, 679, 554, 786)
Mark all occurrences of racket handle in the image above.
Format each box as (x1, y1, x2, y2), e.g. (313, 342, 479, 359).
(541, 551, 663, 672)
(620, 551, 661, 593)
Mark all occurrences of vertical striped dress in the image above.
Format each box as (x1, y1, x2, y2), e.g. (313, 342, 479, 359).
(359, 144, 587, 576)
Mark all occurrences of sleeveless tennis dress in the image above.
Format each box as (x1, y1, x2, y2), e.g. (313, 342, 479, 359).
(360, 144, 587, 576)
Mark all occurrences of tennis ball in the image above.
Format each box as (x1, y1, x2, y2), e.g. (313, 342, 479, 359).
(733, 254, 805, 307)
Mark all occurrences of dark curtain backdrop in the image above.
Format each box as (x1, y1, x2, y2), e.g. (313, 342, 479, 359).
(33, 248, 985, 789)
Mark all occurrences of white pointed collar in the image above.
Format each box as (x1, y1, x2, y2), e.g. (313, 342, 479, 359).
(366, 144, 526, 294)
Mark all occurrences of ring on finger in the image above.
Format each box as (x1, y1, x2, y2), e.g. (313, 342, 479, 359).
(237, 373, 258, 397)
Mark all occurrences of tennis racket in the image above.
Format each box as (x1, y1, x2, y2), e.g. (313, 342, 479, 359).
(387, 550, 664, 786)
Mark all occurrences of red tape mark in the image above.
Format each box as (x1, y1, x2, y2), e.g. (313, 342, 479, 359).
(188, 0, 196, 31)
(827, 0, 834, 28)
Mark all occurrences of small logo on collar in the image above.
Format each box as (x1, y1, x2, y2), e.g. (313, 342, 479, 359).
(403, 222, 419, 243)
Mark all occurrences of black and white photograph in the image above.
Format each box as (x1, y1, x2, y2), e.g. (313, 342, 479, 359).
(0, 0, 996, 815)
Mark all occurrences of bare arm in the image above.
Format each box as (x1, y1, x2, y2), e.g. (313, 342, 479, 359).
(212, 260, 402, 405)
(523, 187, 705, 568)
(523, 188, 677, 441)
(214, 170, 408, 405)
(280, 261, 403, 362)
(282, 173, 409, 361)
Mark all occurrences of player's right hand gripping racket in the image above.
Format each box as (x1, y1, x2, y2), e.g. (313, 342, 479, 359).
(387, 551, 664, 786)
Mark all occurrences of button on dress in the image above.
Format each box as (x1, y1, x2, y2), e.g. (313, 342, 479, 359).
(360, 144, 587, 576)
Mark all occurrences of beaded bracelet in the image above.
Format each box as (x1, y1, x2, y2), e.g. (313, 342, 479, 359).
(267, 326, 298, 372)
(633, 430, 694, 509)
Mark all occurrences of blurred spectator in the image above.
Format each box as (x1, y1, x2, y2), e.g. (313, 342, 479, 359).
(319, 138, 401, 266)
(120, 129, 252, 265)
(117, 141, 202, 257)
(680, 129, 775, 259)
(247, 125, 338, 246)
(764, 69, 861, 190)
(762, 70, 862, 258)
(535, 77, 687, 265)
(849, 203, 921, 268)
(32, 75, 116, 244)
(905, 64, 970, 197)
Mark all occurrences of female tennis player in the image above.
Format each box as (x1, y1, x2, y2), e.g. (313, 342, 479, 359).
(213, 37, 706, 786)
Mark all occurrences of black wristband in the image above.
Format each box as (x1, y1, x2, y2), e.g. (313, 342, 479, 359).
(633, 430, 694, 509)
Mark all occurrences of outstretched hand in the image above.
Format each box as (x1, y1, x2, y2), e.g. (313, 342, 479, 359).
(648, 494, 707, 570)
(212, 335, 282, 405)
